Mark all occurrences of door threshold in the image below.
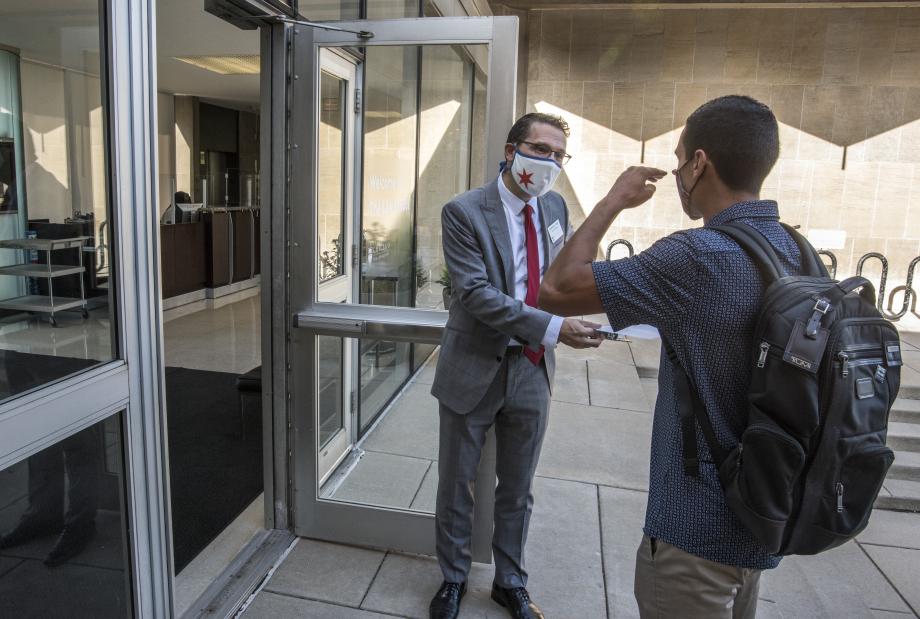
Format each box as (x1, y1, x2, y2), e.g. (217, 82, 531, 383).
(180, 529, 296, 619)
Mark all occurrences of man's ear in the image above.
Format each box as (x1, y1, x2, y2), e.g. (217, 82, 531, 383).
(693, 149, 708, 175)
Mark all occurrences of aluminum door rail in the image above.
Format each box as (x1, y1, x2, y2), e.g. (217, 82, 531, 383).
(295, 305, 447, 344)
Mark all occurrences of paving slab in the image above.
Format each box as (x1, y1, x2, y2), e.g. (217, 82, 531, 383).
(586, 352, 651, 414)
(860, 509, 920, 551)
(755, 599, 784, 618)
(537, 402, 652, 490)
(862, 545, 920, 617)
(900, 331, 920, 350)
(331, 451, 431, 509)
(759, 546, 876, 617)
(362, 383, 441, 461)
(627, 338, 661, 379)
(551, 355, 590, 406)
(243, 591, 394, 618)
(904, 349, 920, 372)
(538, 401, 651, 491)
(361, 551, 503, 618)
(598, 486, 648, 618)
(409, 462, 437, 513)
(640, 377, 659, 411)
(883, 477, 920, 498)
(262, 539, 385, 607)
(524, 476, 607, 619)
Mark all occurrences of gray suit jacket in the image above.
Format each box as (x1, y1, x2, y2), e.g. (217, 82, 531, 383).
(431, 177, 571, 415)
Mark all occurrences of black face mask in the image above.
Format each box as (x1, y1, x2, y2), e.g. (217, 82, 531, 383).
(674, 157, 705, 220)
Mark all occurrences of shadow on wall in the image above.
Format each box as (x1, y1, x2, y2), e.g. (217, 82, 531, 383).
(524, 6, 920, 284)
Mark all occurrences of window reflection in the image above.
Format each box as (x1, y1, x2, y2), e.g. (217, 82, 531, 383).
(0, 415, 131, 617)
(0, 3, 116, 403)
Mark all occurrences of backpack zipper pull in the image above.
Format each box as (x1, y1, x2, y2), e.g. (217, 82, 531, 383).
(757, 342, 769, 368)
(838, 351, 850, 377)
(836, 482, 844, 513)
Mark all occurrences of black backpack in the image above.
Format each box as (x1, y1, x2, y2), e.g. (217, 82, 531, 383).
(667, 221, 902, 556)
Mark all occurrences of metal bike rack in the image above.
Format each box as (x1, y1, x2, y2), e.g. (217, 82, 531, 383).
(855, 252, 889, 313)
(817, 250, 837, 279)
(605, 239, 635, 261)
(886, 255, 919, 321)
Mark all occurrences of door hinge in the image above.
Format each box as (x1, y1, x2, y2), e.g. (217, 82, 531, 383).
(355, 88, 362, 114)
(352, 243, 359, 269)
(350, 390, 357, 412)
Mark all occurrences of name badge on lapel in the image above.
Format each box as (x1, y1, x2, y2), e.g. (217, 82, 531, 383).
(547, 220, 564, 244)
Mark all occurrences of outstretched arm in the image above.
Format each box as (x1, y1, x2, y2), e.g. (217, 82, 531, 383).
(539, 166, 666, 316)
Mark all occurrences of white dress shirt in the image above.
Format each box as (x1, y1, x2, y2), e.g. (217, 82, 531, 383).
(496, 175, 564, 348)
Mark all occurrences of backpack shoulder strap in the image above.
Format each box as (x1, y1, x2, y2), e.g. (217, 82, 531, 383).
(713, 222, 785, 284)
(663, 339, 729, 477)
(780, 223, 829, 278)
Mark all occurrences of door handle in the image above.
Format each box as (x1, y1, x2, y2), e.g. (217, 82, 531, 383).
(294, 311, 446, 344)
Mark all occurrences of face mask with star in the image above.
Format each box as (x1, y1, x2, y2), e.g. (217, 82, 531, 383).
(509, 149, 562, 197)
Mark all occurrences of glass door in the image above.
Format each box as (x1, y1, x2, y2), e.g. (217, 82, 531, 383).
(287, 16, 519, 557)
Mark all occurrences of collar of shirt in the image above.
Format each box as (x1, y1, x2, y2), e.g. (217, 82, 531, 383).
(496, 174, 537, 216)
(706, 200, 779, 228)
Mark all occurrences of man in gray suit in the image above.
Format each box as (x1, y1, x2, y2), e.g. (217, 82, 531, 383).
(429, 113, 602, 619)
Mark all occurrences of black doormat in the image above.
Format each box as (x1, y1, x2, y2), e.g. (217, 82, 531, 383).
(165, 366, 262, 574)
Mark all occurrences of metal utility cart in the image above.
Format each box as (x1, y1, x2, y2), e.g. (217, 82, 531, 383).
(0, 236, 91, 326)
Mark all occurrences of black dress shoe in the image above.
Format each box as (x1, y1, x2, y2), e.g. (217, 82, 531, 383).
(0, 518, 63, 550)
(429, 581, 466, 619)
(44, 521, 96, 567)
(491, 584, 544, 619)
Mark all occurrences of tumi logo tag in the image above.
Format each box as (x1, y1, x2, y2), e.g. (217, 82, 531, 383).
(788, 355, 813, 370)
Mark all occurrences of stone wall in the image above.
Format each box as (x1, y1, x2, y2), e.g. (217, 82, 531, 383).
(519, 6, 920, 297)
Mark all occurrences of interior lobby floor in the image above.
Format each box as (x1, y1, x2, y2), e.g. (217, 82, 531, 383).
(241, 328, 920, 619)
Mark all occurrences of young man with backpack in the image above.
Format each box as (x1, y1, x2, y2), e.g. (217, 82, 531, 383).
(538, 95, 900, 618)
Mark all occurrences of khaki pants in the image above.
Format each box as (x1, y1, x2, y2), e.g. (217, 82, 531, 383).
(634, 535, 762, 619)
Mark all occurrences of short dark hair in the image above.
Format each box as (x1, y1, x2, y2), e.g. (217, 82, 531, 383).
(506, 112, 570, 144)
(683, 95, 779, 194)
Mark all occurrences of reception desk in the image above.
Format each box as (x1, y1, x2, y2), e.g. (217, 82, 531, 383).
(160, 207, 260, 300)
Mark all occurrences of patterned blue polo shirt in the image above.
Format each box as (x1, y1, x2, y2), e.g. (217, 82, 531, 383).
(592, 200, 800, 570)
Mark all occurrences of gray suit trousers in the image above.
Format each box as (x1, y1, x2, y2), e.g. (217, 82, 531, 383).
(435, 350, 551, 588)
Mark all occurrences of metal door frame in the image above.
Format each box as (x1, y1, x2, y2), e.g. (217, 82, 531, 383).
(283, 16, 518, 556)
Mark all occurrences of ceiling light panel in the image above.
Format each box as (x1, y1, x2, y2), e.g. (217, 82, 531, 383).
(173, 55, 260, 75)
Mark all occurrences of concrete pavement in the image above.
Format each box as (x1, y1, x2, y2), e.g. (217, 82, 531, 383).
(240, 331, 920, 619)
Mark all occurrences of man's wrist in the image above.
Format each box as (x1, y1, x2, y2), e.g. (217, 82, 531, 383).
(543, 315, 564, 349)
(596, 195, 626, 218)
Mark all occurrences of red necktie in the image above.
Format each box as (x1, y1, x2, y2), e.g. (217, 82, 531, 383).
(522, 204, 545, 366)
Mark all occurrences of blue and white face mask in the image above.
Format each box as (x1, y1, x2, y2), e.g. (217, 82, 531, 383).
(509, 149, 562, 197)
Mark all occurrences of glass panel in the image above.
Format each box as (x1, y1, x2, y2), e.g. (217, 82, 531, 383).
(367, 0, 421, 19)
(0, 414, 132, 617)
(415, 45, 473, 311)
(0, 2, 116, 402)
(300, 0, 361, 21)
(318, 335, 344, 448)
(356, 43, 486, 431)
(320, 337, 439, 513)
(359, 45, 419, 431)
(318, 72, 346, 285)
